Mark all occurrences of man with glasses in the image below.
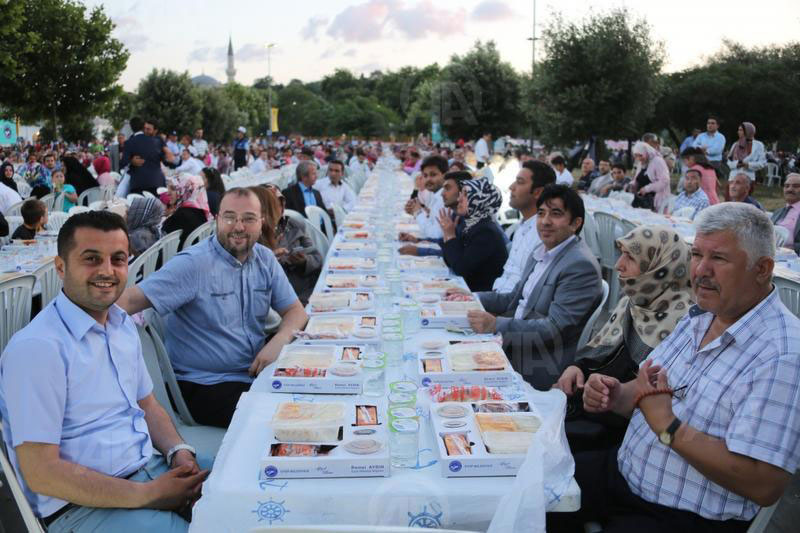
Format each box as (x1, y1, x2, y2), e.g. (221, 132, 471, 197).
(118, 188, 308, 428)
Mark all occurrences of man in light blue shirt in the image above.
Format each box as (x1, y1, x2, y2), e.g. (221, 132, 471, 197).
(693, 116, 726, 178)
(120, 188, 308, 427)
(0, 211, 208, 532)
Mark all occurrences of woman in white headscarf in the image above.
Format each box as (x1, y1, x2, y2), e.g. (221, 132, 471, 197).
(630, 141, 670, 213)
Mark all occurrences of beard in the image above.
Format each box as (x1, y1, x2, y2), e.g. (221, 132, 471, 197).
(220, 230, 256, 259)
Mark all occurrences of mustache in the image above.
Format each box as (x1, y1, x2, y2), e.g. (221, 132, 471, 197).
(693, 276, 719, 290)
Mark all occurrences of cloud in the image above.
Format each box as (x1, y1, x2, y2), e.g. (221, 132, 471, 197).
(356, 62, 383, 74)
(188, 42, 278, 64)
(471, 0, 514, 22)
(344, 48, 357, 57)
(301, 16, 329, 41)
(111, 14, 151, 52)
(236, 43, 267, 62)
(326, 0, 465, 43)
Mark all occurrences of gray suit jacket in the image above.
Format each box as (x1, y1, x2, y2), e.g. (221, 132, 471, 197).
(477, 237, 602, 389)
(771, 206, 800, 254)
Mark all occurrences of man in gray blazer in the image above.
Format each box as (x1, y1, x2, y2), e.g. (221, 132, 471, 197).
(466, 185, 602, 390)
(771, 173, 800, 254)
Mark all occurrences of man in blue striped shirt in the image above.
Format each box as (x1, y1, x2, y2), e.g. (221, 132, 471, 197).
(550, 203, 800, 532)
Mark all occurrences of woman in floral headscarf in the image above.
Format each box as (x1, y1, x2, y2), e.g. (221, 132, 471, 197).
(440, 177, 508, 291)
(162, 174, 211, 250)
(554, 225, 692, 451)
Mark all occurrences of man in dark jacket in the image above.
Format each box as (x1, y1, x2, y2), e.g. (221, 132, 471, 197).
(121, 117, 172, 195)
(281, 161, 329, 218)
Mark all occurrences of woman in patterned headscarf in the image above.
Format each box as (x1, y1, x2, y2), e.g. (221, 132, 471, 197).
(439, 177, 508, 291)
(161, 174, 212, 250)
(554, 225, 692, 450)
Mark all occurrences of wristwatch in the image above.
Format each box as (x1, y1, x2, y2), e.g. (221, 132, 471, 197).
(658, 417, 682, 446)
(167, 443, 197, 466)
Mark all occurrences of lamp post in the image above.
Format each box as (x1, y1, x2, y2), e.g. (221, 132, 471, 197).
(266, 43, 276, 143)
(527, 0, 538, 153)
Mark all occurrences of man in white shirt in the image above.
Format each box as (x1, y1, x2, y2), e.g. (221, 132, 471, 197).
(475, 132, 492, 169)
(0, 181, 23, 215)
(401, 155, 448, 240)
(249, 151, 269, 174)
(174, 146, 204, 176)
(492, 160, 556, 292)
(348, 148, 371, 176)
(551, 155, 573, 186)
(191, 129, 208, 158)
(693, 115, 726, 179)
(315, 160, 355, 212)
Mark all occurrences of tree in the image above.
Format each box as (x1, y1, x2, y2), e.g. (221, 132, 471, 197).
(276, 81, 332, 136)
(106, 91, 136, 130)
(0, 0, 32, 104)
(0, 0, 128, 136)
(221, 83, 270, 136)
(437, 41, 523, 140)
(320, 69, 362, 101)
(652, 41, 800, 147)
(136, 69, 202, 134)
(198, 88, 245, 143)
(530, 9, 664, 146)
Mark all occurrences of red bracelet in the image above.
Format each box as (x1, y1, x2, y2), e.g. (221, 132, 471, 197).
(633, 387, 673, 409)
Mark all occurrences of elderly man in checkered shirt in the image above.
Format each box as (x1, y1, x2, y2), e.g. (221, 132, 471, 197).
(549, 202, 800, 532)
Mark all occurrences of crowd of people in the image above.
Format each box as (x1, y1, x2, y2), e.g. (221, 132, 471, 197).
(0, 114, 799, 533)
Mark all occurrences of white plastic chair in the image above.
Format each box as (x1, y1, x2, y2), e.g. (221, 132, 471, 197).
(88, 200, 105, 211)
(39, 192, 55, 211)
(67, 205, 90, 216)
(331, 203, 347, 228)
(671, 206, 696, 219)
(593, 212, 635, 309)
(5, 215, 23, 237)
(0, 274, 36, 352)
(180, 220, 215, 251)
(141, 190, 156, 199)
(304, 220, 330, 257)
(775, 276, 800, 318)
(14, 180, 31, 199)
(746, 501, 779, 533)
(33, 259, 62, 307)
(305, 205, 334, 242)
(52, 192, 65, 212)
(774, 225, 790, 248)
(0, 431, 46, 532)
(265, 308, 282, 334)
(611, 191, 634, 205)
(283, 209, 306, 226)
(766, 162, 781, 187)
(46, 211, 69, 234)
(577, 280, 610, 349)
(77, 186, 103, 206)
(159, 230, 183, 265)
(127, 240, 162, 287)
(581, 212, 601, 259)
(5, 201, 23, 217)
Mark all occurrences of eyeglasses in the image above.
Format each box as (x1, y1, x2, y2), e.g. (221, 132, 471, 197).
(220, 214, 261, 226)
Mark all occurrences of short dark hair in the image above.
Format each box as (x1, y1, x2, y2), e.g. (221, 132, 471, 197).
(680, 146, 702, 158)
(707, 115, 720, 124)
(550, 155, 566, 166)
(685, 168, 702, 177)
(443, 171, 472, 188)
(449, 161, 467, 171)
(201, 167, 225, 195)
(611, 163, 627, 172)
(421, 155, 448, 174)
(522, 160, 556, 189)
(328, 159, 345, 172)
(301, 147, 314, 158)
(536, 184, 585, 235)
(21, 199, 46, 226)
(130, 117, 144, 132)
(58, 210, 128, 258)
(222, 187, 258, 202)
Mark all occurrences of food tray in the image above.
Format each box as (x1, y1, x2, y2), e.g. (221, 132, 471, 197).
(418, 341, 514, 387)
(429, 400, 541, 477)
(327, 256, 376, 272)
(331, 240, 377, 257)
(307, 291, 374, 314)
(323, 273, 380, 290)
(260, 401, 390, 479)
(418, 298, 485, 328)
(270, 344, 372, 394)
(299, 315, 382, 344)
(397, 256, 450, 275)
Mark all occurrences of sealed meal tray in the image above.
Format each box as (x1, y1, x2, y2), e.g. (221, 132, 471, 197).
(332, 240, 377, 256)
(271, 344, 368, 394)
(342, 230, 373, 241)
(419, 298, 485, 328)
(474, 412, 542, 455)
(418, 341, 513, 387)
(272, 402, 346, 443)
(327, 256, 376, 271)
(308, 291, 373, 314)
(296, 315, 381, 344)
(397, 256, 450, 274)
(324, 273, 380, 290)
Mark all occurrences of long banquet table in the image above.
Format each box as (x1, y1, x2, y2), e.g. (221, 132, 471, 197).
(189, 164, 580, 532)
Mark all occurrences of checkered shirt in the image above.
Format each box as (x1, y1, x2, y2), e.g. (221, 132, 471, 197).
(617, 288, 800, 521)
(672, 188, 710, 218)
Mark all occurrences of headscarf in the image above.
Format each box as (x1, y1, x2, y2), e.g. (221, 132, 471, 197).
(127, 197, 164, 255)
(0, 161, 18, 192)
(92, 154, 111, 175)
(730, 122, 756, 161)
(586, 226, 692, 360)
(460, 178, 502, 232)
(61, 155, 98, 196)
(631, 141, 660, 167)
(172, 174, 211, 220)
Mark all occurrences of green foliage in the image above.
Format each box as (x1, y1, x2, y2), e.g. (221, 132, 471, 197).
(652, 41, 800, 146)
(0, 0, 128, 135)
(136, 69, 201, 134)
(221, 83, 270, 136)
(107, 91, 136, 130)
(276, 81, 331, 136)
(531, 8, 664, 145)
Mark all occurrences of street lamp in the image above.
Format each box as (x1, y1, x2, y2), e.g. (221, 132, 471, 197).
(265, 43, 276, 143)
(527, 0, 538, 152)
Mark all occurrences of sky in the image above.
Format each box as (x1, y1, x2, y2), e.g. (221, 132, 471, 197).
(83, 0, 800, 91)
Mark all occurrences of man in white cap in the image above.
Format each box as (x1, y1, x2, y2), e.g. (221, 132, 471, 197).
(233, 127, 249, 170)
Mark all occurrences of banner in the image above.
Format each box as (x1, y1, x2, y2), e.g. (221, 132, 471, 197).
(270, 107, 279, 133)
(0, 120, 16, 146)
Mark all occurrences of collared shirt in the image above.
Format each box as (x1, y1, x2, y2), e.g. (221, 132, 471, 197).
(166, 140, 181, 156)
(0, 292, 153, 518)
(415, 188, 444, 240)
(192, 138, 208, 157)
(493, 215, 541, 293)
(315, 177, 356, 211)
(777, 202, 800, 248)
(249, 157, 268, 175)
(555, 168, 574, 186)
(514, 235, 574, 319)
(475, 138, 490, 163)
(693, 132, 726, 162)
(672, 188, 710, 219)
(299, 182, 317, 208)
(174, 157, 204, 176)
(618, 289, 800, 521)
(139, 236, 298, 385)
(348, 158, 370, 176)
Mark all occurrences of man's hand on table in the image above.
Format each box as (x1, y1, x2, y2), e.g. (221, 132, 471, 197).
(249, 336, 288, 377)
(398, 232, 419, 243)
(466, 310, 496, 333)
(444, 287, 470, 297)
(398, 244, 418, 256)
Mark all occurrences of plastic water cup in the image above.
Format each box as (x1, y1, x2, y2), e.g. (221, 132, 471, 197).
(389, 418, 419, 468)
(400, 302, 421, 336)
(381, 332, 404, 367)
(361, 358, 386, 397)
